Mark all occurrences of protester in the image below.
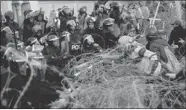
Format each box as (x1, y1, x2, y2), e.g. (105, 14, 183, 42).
(168, 20, 186, 58)
(133, 3, 143, 33)
(139, 1, 150, 30)
(146, 26, 182, 74)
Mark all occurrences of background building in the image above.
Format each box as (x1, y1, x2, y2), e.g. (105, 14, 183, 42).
(1, 0, 132, 26)
(1, 0, 95, 26)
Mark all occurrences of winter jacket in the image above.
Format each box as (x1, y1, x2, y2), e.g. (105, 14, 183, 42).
(146, 37, 170, 63)
(168, 26, 186, 48)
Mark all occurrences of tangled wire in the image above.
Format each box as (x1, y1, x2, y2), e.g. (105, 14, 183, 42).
(49, 46, 186, 109)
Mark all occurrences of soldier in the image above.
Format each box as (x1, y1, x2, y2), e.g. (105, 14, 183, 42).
(60, 20, 82, 57)
(26, 25, 45, 49)
(4, 11, 19, 32)
(59, 6, 75, 32)
(77, 6, 90, 34)
(23, 10, 35, 43)
(34, 10, 47, 35)
(82, 34, 103, 53)
(109, 2, 122, 24)
(3, 11, 19, 47)
(102, 18, 121, 48)
(94, 4, 109, 29)
(42, 35, 61, 66)
(83, 16, 102, 35)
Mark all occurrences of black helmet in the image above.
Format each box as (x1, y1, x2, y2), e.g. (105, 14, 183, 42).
(4, 11, 14, 20)
(47, 35, 59, 42)
(79, 6, 87, 14)
(87, 16, 96, 24)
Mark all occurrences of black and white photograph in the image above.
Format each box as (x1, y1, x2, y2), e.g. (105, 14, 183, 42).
(0, 0, 186, 109)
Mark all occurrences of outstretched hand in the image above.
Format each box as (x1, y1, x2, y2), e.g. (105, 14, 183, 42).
(178, 38, 185, 44)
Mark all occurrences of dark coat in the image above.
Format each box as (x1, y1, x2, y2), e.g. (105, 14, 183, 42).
(168, 26, 186, 48)
(4, 21, 19, 32)
(146, 37, 170, 63)
(103, 24, 121, 48)
(23, 19, 34, 43)
(83, 28, 102, 36)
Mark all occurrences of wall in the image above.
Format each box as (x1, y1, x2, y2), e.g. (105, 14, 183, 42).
(1, 1, 13, 14)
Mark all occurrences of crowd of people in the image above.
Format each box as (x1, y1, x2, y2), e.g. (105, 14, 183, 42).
(1, 1, 186, 79)
(0, 1, 186, 108)
(1, 1, 186, 80)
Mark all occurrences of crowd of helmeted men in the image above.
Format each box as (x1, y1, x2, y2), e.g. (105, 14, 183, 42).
(0, 1, 186, 108)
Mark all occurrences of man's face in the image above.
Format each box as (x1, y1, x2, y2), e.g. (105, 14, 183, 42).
(52, 26, 57, 32)
(98, 6, 104, 13)
(134, 4, 140, 9)
(81, 13, 86, 17)
(9, 14, 14, 21)
(53, 40, 59, 47)
(140, 1, 145, 6)
(104, 25, 114, 33)
(36, 30, 42, 37)
(107, 25, 114, 31)
(29, 17, 34, 23)
(38, 14, 43, 21)
(70, 25, 75, 31)
(173, 24, 178, 28)
(128, 6, 133, 13)
(88, 23, 94, 29)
